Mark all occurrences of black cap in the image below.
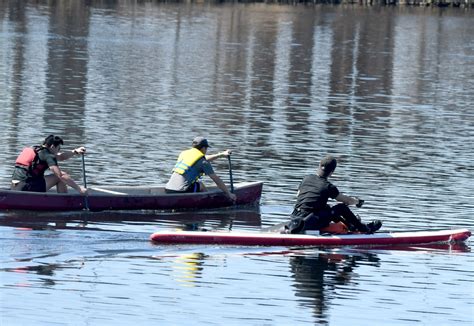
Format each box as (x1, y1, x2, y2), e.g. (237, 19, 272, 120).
(319, 155, 337, 177)
(192, 137, 210, 149)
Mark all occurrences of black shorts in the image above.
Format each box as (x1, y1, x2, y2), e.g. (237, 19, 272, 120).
(22, 178, 47, 192)
(186, 182, 201, 193)
(165, 182, 201, 194)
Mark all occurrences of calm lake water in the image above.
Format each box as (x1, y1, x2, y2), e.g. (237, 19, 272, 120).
(1, 1, 473, 325)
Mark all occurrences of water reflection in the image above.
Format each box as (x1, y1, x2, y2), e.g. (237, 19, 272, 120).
(156, 241, 471, 294)
(3, 263, 61, 287)
(43, 1, 90, 140)
(0, 207, 262, 231)
(170, 252, 206, 287)
(289, 251, 380, 320)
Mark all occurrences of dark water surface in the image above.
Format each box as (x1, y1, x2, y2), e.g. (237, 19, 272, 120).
(1, 1, 473, 325)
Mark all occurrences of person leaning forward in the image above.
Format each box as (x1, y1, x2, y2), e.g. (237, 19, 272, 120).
(285, 155, 382, 234)
(11, 135, 87, 194)
(165, 137, 236, 202)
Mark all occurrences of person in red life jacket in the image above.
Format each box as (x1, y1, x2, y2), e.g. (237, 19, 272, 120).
(285, 155, 382, 234)
(165, 137, 236, 203)
(11, 135, 87, 194)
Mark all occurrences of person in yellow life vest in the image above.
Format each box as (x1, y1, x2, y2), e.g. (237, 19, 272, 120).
(11, 135, 87, 194)
(165, 137, 236, 203)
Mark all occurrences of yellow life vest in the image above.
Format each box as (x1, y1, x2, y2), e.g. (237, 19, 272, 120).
(173, 148, 204, 180)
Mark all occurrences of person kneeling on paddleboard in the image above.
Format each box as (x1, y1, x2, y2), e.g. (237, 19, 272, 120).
(285, 155, 381, 235)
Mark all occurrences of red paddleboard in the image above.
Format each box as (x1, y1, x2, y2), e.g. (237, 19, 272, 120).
(150, 228, 471, 247)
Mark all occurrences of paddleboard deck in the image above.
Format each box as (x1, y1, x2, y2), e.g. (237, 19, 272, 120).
(150, 228, 471, 247)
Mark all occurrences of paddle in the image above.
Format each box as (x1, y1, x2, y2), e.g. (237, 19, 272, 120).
(81, 153, 90, 210)
(227, 154, 234, 193)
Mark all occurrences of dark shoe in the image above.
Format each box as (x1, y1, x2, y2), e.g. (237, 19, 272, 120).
(287, 218, 305, 234)
(366, 220, 382, 234)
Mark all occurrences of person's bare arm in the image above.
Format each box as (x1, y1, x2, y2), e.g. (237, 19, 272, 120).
(57, 147, 86, 161)
(335, 193, 361, 206)
(50, 165, 87, 194)
(209, 173, 236, 202)
(206, 149, 232, 162)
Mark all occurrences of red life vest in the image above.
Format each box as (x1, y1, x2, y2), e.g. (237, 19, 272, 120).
(14, 146, 49, 177)
(15, 147, 37, 167)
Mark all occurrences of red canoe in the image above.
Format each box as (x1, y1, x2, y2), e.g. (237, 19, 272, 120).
(0, 181, 262, 212)
(149, 228, 471, 247)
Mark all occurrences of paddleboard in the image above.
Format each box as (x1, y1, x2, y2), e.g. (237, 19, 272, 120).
(150, 228, 471, 247)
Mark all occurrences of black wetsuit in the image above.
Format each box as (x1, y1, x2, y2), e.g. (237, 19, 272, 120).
(288, 174, 366, 233)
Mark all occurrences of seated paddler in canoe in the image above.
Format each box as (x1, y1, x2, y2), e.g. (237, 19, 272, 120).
(284, 155, 382, 235)
(10, 135, 88, 195)
(165, 137, 237, 202)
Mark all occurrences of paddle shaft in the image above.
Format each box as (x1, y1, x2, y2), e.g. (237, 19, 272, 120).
(228, 155, 234, 193)
(81, 154, 89, 210)
(81, 154, 87, 188)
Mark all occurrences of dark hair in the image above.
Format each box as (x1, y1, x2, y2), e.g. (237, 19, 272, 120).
(319, 155, 337, 177)
(43, 135, 64, 147)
